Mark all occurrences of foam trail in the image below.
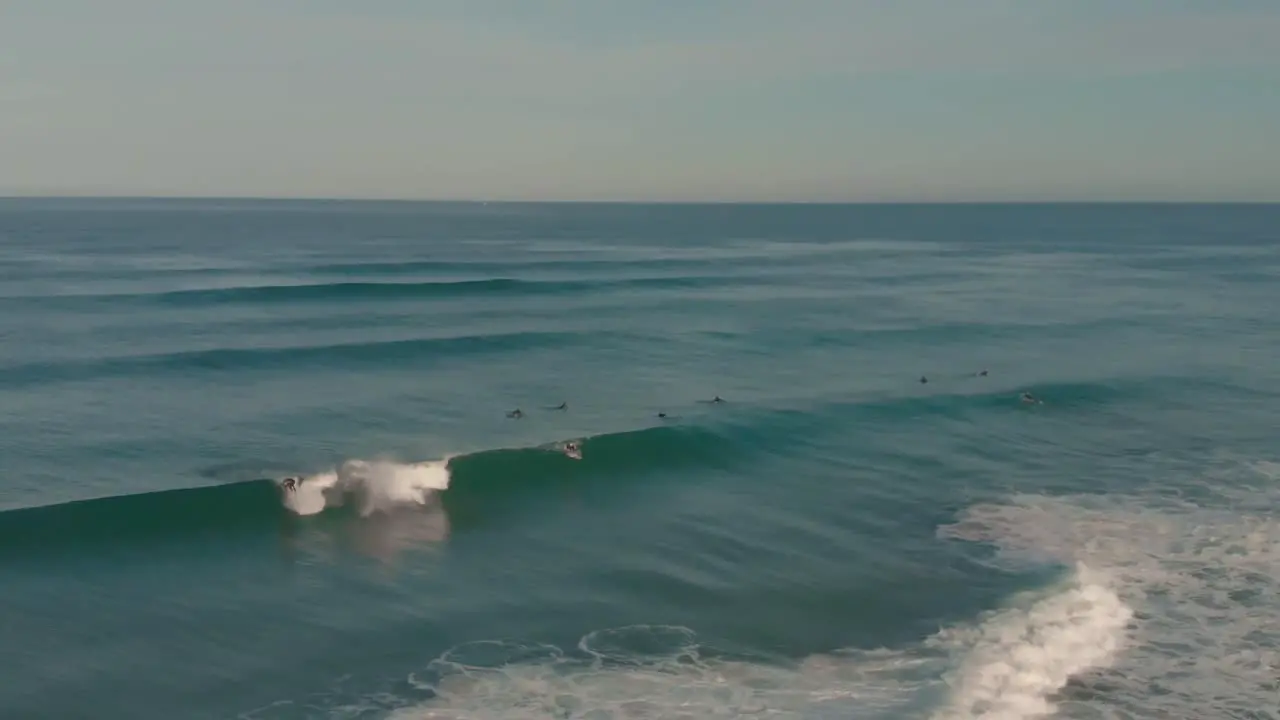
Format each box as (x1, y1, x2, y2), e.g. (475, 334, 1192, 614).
(372, 590, 1133, 720)
(282, 459, 451, 517)
(928, 564, 1132, 720)
(367, 574, 1129, 720)
(385, 627, 936, 720)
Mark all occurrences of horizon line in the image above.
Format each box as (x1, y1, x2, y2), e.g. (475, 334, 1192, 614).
(2, 195, 1278, 206)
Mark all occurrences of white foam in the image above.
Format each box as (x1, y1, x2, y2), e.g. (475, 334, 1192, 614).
(927, 565, 1131, 720)
(938, 458, 1280, 719)
(388, 628, 938, 720)
(383, 582, 1136, 720)
(281, 459, 451, 517)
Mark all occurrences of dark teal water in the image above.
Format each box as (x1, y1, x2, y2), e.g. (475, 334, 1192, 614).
(1, 200, 1278, 720)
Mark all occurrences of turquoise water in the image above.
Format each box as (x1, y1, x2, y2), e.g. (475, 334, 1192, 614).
(1, 200, 1278, 720)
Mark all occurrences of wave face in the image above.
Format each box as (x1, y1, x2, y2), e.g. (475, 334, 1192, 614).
(0, 421, 736, 555)
(2, 201, 1279, 720)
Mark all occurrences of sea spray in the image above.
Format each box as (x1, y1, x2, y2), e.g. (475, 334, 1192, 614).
(285, 460, 452, 517)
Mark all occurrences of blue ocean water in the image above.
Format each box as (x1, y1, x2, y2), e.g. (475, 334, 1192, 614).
(1, 200, 1278, 720)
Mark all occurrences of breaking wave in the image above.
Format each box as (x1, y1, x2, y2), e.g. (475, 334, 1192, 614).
(936, 458, 1280, 718)
(282, 459, 452, 517)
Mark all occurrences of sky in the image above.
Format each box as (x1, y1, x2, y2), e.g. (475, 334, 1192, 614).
(2, 0, 1279, 201)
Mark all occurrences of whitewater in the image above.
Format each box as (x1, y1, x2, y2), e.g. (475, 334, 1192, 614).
(283, 460, 454, 517)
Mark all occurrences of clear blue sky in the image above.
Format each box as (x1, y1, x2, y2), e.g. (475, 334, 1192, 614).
(3, 1, 1278, 201)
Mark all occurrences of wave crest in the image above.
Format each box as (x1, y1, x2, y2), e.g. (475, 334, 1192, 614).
(286, 459, 451, 517)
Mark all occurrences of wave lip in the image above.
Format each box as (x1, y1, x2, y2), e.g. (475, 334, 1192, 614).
(286, 459, 451, 517)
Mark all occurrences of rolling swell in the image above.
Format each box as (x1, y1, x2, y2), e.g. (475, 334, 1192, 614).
(305, 258, 748, 277)
(302, 250, 862, 278)
(1, 276, 731, 308)
(0, 330, 590, 388)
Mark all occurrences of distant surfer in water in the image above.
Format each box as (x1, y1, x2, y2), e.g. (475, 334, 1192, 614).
(978, 369, 988, 377)
(506, 408, 524, 419)
(697, 396, 725, 404)
(552, 402, 567, 410)
(1020, 392, 1042, 405)
(281, 477, 299, 493)
(563, 441, 582, 459)
(920, 376, 928, 384)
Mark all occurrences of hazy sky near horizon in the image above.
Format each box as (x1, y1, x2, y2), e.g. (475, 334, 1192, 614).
(3, 1, 1279, 201)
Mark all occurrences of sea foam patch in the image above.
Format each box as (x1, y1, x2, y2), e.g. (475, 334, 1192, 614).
(938, 459, 1280, 719)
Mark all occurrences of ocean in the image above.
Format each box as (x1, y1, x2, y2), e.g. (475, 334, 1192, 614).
(1, 199, 1277, 720)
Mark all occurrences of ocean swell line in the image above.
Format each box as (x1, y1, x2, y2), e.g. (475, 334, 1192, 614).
(0, 275, 733, 307)
(0, 330, 591, 388)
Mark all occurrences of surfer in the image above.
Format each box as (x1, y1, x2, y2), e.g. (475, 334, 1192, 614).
(563, 441, 582, 459)
(1020, 392, 1042, 405)
(552, 402, 567, 410)
(281, 477, 299, 493)
(920, 376, 928, 384)
(506, 408, 524, 419)
(697, 396, 725, 404)
(978, 369, 988, 377)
